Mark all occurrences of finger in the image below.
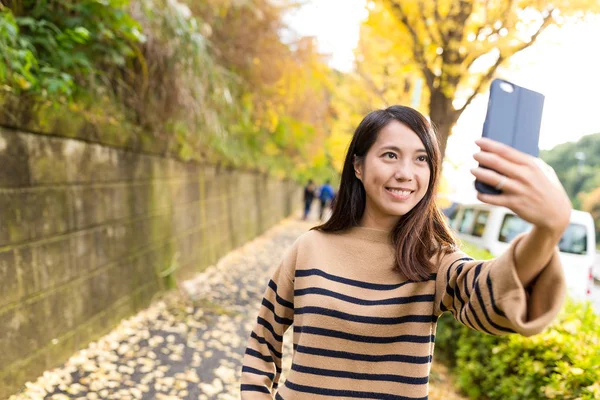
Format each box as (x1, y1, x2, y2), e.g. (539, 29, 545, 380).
(473, 151, 523, 180)
(477, 192, 513, 208)
(475, 137, 533, 166)
(470, 167, 519, 193)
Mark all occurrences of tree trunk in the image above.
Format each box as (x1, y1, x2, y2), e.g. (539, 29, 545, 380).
(428, 89, 460, 161)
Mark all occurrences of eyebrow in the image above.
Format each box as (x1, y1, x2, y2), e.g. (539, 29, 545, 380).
(380, 145, 427, 154)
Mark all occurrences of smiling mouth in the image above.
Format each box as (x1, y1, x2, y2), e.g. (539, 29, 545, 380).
(385, 187, 413, 198)
(385, 187, 413, 195)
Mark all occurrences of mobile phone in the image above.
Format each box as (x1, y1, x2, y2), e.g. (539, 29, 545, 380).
(475, 79, 545, 195)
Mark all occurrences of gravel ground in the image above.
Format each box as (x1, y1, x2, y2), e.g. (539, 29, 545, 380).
(9, 218, 466, 400)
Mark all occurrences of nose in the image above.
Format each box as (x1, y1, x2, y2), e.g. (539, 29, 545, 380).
(394, 160, 414, 181)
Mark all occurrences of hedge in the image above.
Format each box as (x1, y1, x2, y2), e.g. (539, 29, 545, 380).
(435, 241, 600, 399)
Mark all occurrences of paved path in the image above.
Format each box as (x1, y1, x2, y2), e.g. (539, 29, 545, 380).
(9, 218, 465, 400)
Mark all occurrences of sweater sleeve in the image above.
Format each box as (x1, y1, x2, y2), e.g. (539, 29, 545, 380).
(433, 233, 566, 337)
(240, 240, 298, 398)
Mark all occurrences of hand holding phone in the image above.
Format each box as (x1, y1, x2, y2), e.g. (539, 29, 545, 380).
(474, 79, 545, 195)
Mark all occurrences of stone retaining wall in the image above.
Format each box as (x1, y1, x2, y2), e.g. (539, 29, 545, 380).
(0, 127, 301, 397)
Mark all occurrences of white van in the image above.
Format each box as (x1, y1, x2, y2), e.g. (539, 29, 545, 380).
(447, 202, 596, 300)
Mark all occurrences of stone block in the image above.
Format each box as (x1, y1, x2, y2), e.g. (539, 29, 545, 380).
(43, 286, 83, 340)
(0, 191, 29, 246)
(0, 129, 31, 187)
(135, 248, 159, 282)
(111, 185, 131, 220)
(94, 225, 115, 268)
(82, 269, 112, 318)
(0, 347, 49, 400)
(130, 182, 152, 216)
(111, 221, 133, 262)
(70, 230, 95, 275)
(130, 217, 151, 251)
(151, 180, 172, 212)
(44, 332, 77, 373)
(70, 186, 115, 229)
(27, 135, 69, 184)
(0, 249, 18, 308)
(0, 299, 47, 368)
(31, 237, 72, 292)
(109, 262, 136, 301)
(67, 141, 120, 183)
(14, 245, 36, 298)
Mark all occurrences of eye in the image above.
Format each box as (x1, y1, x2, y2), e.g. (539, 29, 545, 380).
(417, 155, 428, 162)
(383, 152, 397, 159)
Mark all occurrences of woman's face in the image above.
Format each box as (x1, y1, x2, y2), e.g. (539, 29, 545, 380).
(354, 120, 431, 231)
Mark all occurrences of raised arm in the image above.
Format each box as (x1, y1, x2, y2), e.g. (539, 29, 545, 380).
(437, 137, 572, 336)
(434, 234, 565, 337)
(470, 137, 572, 287)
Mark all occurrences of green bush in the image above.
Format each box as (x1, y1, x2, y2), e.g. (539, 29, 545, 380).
(0, 1, 143, 101)
(435, 242, 600, 399)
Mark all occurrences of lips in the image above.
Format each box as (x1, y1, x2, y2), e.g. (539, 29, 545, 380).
(385, 187, 413, 195)
(385, 187, 413, 199)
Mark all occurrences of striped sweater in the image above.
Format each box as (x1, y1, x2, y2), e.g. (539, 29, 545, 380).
(240, 226, 565, 399)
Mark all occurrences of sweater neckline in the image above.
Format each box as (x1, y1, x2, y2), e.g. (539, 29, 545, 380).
(344, 226, 392, 244)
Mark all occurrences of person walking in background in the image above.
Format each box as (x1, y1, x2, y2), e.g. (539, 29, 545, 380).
(317, 180, 335, 221)
(240, 105, 570, 399)
(302, 179, 316, 220)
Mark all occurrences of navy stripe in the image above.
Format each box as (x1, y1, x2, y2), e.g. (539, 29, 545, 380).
(257, 317, 283, 342)
(241, 384, 271, 393)
(486, 272, 508, 318)
(440, 301, 448, 312)
(242, 366, 274, 381)
(452, 263, 467, 323)
(474, 272, 515, 334)
(295, 306, 436, 325)
(442, 258, 470, 311)
(284, 380, 428, 400)
(250, 331, 282, 359)
(445, 257, 471, 300)
(458, 264, 492, 335)
(295, 269, 421, 290)
(464, 265, 494, 334)
(268, 280, 294, 309)
(294, 325, 434, 344)
(295, 287, 434, 306)
(463, 289, 493, 335)
(245, 348, 283, 373)
(245, 348, 273, 363)
(472, 263, 482, 286)
(459, 267, 477, 330)
(275, 393, 284, 400)
(295, 344, 432, 363)
(291, 363, 429, 385)
(261, 298, 293, 326)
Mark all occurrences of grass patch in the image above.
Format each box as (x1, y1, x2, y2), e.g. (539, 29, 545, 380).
(458, 240, 494, 260)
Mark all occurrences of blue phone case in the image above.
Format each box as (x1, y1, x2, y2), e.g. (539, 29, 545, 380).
(475, 79, 545, 195)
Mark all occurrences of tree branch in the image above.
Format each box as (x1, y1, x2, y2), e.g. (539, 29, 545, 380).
(418, 1, 441, 45)
(434, 2, 445, 44)
(457, 53, 505, 116)
(458, 10, 555, 116)
(356, 67, 390, 105)
(384, 0, 436, 90)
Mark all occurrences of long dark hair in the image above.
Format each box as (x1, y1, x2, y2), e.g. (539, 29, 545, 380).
(313, 105, 458, 281)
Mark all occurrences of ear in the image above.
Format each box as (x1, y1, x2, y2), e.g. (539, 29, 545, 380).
(352, 155, 362, 180)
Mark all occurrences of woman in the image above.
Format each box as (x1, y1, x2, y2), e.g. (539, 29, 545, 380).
(240, 105, 569, 399)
